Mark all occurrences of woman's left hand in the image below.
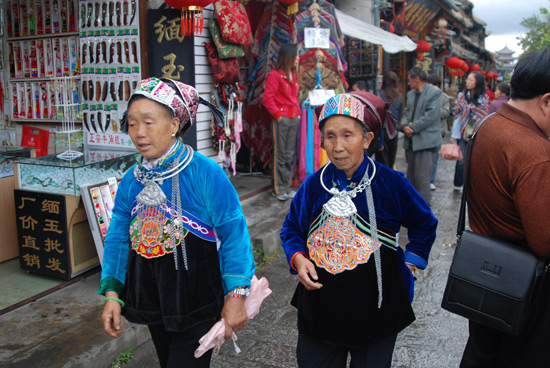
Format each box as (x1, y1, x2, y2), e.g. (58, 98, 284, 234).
(221, 296, 248, 340)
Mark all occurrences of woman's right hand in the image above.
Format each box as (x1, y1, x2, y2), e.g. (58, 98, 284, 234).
(276, 117, 282, 123)
(101, 292, 124, 338)
(293, 254, 323, 291)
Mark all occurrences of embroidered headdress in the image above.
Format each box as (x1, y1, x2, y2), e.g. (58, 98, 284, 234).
(121, 77, 223, 136)
(318, 92, 397, 140)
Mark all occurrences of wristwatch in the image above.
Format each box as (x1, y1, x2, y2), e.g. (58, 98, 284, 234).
(228, 286, 250, 297)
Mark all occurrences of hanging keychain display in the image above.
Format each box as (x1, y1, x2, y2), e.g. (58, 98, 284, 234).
(79, 0, 141, 138)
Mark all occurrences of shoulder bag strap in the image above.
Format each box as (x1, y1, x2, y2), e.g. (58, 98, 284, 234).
(456, 113, 495, 239)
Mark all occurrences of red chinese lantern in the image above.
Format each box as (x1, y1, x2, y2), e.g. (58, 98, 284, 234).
(481, 70, 487, 76)
(415, 40, 431, 60)
(415, 40, 431, 53)
(380, 20, 395, 33)
(445, 56, 461, 69)
(165, 0, 214, 37)
(460, 60, 469, 73)
(469, 64, 481, 72)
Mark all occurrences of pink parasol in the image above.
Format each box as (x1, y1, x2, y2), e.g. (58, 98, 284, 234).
(194, 275, 272, 358)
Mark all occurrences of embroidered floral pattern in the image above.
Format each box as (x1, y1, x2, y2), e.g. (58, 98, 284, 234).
(307, 214, 397, 274)
(204, 42, 241, 84)
(308, 216, 380, 274)
(213, 0, 254, 46)
(209, 18, 245, 59)
(130, 208, 188, 259)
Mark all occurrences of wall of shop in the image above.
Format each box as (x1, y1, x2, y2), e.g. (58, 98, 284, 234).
(193, 7, 217, 160)
(3, 0, 218, 162)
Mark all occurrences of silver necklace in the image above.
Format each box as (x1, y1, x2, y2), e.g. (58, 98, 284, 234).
(133, 143, 194, 270)
(319, 156, 383, 308)
(319, 156, 376, 219)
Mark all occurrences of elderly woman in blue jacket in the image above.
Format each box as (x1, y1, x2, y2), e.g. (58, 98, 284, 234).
(98, 77, 255, 368)
(281, 91, 437, 367)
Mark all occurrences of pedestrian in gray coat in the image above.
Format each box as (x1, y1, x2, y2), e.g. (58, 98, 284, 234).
(401, 67, 442, 205)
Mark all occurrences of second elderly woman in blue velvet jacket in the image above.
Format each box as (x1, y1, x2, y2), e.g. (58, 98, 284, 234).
(281, 91, 437, 367)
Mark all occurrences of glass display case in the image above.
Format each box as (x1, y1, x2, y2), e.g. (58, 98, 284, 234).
(0, 147, 35, 262)
(81, 178, 120, 264)
(0, 147, 35, 178)
(16, 150, 137, 195)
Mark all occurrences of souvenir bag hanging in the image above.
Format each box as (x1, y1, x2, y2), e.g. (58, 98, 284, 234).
(213, 0, 254, 45)
(441, 114, 548, 336)
(203, 42, 241, 84)
(209, 18, 245, 59)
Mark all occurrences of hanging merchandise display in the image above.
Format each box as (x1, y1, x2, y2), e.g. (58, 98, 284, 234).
(165, 0, 213, 37)
(209, 18, 245, 59)
(203, 5, 248, 174)
(7, 0, 81, 125)
(210, 88, 243, 175)
(279, 0, 304, 15)
(203, 42, 242, 84)
(79, 0, 141, 150)
(213, 0, 254, 46)
(294, 0, 346, 181)
(242, 1, 297, 169)
(345, 38, 377, 79)
(54, 76, 83, 160)
(295, 0, 347, 100)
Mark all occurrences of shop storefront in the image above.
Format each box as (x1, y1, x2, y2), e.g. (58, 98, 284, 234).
(0, 0, 416, 308)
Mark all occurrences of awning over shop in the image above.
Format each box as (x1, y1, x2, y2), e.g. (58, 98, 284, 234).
(334, 9, 417, 54)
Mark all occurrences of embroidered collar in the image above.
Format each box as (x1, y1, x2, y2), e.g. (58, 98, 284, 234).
(327, 155, 373, 190)
(138, 140, 184, 171)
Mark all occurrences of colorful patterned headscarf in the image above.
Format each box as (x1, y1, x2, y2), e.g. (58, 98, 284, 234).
(318, 92, 397, 140)
(121, 77, 223, 136)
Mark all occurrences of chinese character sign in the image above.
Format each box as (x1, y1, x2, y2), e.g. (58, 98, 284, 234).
(304, 28, 330, 49)
(392, 0, 440, 39)
(147, 9, 197, 150)
(15, 190, 70, 279)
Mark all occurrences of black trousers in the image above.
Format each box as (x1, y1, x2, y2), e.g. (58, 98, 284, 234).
(148, 321, 214, 368)
(296, 331, 397, 368)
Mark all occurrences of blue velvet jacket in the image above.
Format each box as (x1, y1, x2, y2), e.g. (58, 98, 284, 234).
(98, 144, 255, 296)
(281, 154, 437, 302)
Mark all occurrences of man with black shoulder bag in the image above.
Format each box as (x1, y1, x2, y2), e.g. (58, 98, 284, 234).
(442, 49, 550, 367)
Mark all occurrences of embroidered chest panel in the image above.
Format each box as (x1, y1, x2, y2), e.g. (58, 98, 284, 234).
(129, 202, 216, 259)
(307, 213, 396, 274)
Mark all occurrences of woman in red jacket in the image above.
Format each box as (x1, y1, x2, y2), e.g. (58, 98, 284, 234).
(263, 43, 300, 201)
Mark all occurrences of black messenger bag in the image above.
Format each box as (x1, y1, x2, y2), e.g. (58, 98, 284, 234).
(441, 114, 547, 336)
